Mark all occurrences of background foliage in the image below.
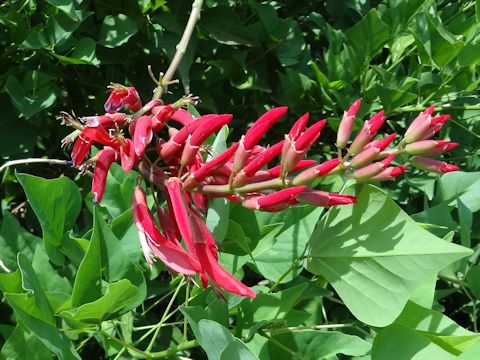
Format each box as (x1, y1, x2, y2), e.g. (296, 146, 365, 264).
(1, 0, 480, 359)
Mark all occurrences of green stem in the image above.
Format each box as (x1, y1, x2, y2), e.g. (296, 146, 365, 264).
(148, 339, 200, 358)
(394, 104, 480, 113)
(145, 277, 185, 352)
(265, 323, 353, 333)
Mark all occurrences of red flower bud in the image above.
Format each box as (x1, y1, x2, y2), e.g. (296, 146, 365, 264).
(410, 157, 459, 173)
(292, 158, 340, 185)
(336, 99, 361, 149)
(242, 186, 306, 210)
(371, 166, 408, 181)
(296, 190, 357, 207)
(92, 147, 119, 204)
(351, 154, 395, 181)
(133, 115, 153, 157)
(243, 107, 288, 150)
(348, 111, 385, 155)
(405, 140, 458, 156)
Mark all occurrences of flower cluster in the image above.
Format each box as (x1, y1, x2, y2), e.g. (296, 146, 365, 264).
(60, 85, 458, 298)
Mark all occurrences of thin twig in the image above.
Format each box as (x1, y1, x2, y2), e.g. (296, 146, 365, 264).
(152, 0, 204, 100)
(0, 158, 70, 174)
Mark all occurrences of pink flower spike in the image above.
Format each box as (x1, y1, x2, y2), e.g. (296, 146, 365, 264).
(133, 115, 153, 157)
(371, 166, 408, 181)
(296, 190, 357, 207)
(243, 107, 288, 150)
(288, 113, 310, 140)
(292, 158, 341, 186)
(92, 147, 119, 204)
(267, 160, 317, 177)
(294, 120, 326, 151)
(410, 157, 459, 173)
(336, 99, 361, 149)
(232, 141, 284, 188)
(243, 186, 306, 210)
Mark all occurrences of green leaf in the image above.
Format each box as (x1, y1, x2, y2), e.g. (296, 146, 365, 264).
(252, 206, 322, 283)
(4, 75, 57, 119)
(258, 331, 371, 360)
(307, 185, 472, 327)
(200, 7, 255, 46)
(466, 265, 480, 299)
(4, 293, 80, 360)
(345, 9, 390, 57)
(100, 164, 138, 218)
(372, 324, 457, 360)
(17, 253, 54, 322)
(61, 279, 138, 323)
(0, 324, 53, 360)
(99, 14, 139, 48)
(197, 320, 259, 360)
(16, 174, 81, 264)
(44, 0, 79, 21)
(437, 171, 480, 213)
(71, 208, 103, 307)
(32, 245, 72, 294)
(458, 43, 480, 66)
(0, 211, 40, 271)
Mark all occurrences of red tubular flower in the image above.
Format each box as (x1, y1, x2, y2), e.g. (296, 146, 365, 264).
(351, 154, 395, 181)
(80, 126, 119, 148)
(71, 136, 94, 166)
(410, 157, 459, 173)
(83, 113, 129, 129)
(405, 140, 458, 156)
(404, 106, 435, 143)
(336, 99, 361, 149)
(371, 166, 408, 181)
(292, 158, 340, 186)
(132, 186, 201, 274)
(181, 114, 233, 168)
(183, 143, 240, 191)
(281, 120, 326, 175)
(105, 84, 142, 113)
(92, 147, 119, 204)
(288, 113, 310, 140)
(188, 212, 256, 298)
(296, 190, 357, 207)
(350, 133, 396, 168)
(348, 111, 385, 155)
(165, 177, 197, 255)
(232, 141, 284, 188)
(133, 115, 154, 157)
(242, 186, 306, 210)
(232, 107, 288, 174)
(267, 160, 317, 177)
(120, 138, 136, 172)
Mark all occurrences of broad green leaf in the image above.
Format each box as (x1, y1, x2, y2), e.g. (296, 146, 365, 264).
(71, 208, 102, 306)
(221, 220, 251, 255)
(258, 330, 371, 360)
(61, 279, 138, 323)
(44, 0, 79, 21)
(0, 324, 52, 360)
(437, 171, 480, 213)
(17, 253, 54, 322)
(307, 185, 472, 326)
(17, 174, 81, 264)
(100, 164, 137, 218)
(200, 7, 255, 46)
(458, 43, 480, 66)
(0, 211, 39, 271)
(99, 14, 139, 48)
(372, 324, 457, 360)
(345, 9, 390, 57)
(197, 320, 259, 360)
(377, 85, 417, 112)
(71, 37, 99, 65)
(253, 206, 322, 283)
(466, 265, 480, 299)
(4, 293, 80, 360)
(32, 245, 72, 294)
(4, 75, 57, 119)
